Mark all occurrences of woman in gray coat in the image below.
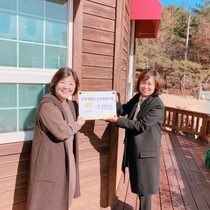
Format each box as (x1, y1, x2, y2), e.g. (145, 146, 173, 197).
(27, 67, 85, 210)
(105, 69, 164, 210)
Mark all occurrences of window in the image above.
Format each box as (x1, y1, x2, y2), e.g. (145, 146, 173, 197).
(0, 0, 73, 144)
(0, 0, 68, 68)
(0, 83, 50, 132)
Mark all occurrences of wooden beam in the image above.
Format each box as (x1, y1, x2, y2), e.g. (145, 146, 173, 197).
(107, 0, 125, 206)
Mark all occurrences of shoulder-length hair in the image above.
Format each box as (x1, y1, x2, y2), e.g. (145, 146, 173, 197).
(50, 67, 79, 96)
(135, 69, 164, 96)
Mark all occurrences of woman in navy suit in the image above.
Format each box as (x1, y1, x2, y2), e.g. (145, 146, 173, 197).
(105, 69, 164, 210)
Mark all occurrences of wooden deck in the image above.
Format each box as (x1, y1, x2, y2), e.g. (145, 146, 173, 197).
(111, 130, 210, 210)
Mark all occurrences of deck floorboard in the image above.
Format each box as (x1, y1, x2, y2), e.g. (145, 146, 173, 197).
(111, 131, 210, 210)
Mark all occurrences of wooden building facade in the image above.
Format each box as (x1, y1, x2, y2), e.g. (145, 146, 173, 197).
(72, 0, 131, 209)
(0, 0, 162, 209)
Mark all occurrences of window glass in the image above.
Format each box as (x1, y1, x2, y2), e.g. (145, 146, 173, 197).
(0, 110, 17, 133)
(0, 84, 50, 133)
(44, 84, 50, 94)
(45, 46, 66, 68)
(0, 40, 17, 66)
(0, 12, 16, 39)
(46, 0, 67, 21)
(46, 21, 66, 45)
(0, 0, 16, 11)
(19, 108, 37, 131)
(0, 0, 71, 140)
(19, 0, 44, 16)
(0, 84, 17, 107)
(19, 84, 44, 106)
(0, 0, 68, 68)
(19, 43, 43, 68)
(19, 16, 43, 43)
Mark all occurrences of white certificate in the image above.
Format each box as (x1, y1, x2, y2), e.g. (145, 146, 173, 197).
(78, 91, 117, 120)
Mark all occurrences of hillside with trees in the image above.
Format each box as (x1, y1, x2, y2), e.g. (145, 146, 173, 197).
(136, 0, 210, 97)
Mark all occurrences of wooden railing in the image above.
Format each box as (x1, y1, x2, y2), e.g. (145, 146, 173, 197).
(163, 106, 210, 143)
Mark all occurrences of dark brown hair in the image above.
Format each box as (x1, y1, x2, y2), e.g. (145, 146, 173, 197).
(135, 69, 164, 96)
(50, 67, 79, 96)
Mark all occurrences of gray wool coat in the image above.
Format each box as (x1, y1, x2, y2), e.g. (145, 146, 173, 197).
(27, 93, 81, 210)
(116, 93, 164, 195)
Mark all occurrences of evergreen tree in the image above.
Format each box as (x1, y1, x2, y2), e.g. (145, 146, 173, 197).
(135, 3, 210, 92)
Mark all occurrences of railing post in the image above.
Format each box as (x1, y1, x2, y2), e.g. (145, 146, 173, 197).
(201, 115, 210, 143)
(201, 116, 208, 141)
(171, 110, 177, 132)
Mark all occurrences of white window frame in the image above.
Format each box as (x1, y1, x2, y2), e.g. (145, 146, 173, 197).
(0, 0, 73, 144)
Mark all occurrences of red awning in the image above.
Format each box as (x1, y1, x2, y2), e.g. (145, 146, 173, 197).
(130, 0, 162, 38)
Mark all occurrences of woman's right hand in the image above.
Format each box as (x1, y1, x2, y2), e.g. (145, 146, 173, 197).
(76, 116, 86, 126)
(104, 116, 118, 123)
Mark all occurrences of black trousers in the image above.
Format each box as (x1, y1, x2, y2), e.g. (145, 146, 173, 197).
(139, 195, 151, 210)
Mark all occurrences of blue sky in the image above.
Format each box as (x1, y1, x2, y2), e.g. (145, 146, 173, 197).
(160, 0, 204, 10)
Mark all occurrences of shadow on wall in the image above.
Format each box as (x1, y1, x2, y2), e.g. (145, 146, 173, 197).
(23, 86, 48, 131)
(79, 120, 113, 208)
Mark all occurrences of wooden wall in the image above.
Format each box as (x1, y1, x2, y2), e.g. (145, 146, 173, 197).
(0, 0, 131, 209)
(114, 0, 131, 190)
(72, 0, 131, 209)
(0, 141, 32, 210)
